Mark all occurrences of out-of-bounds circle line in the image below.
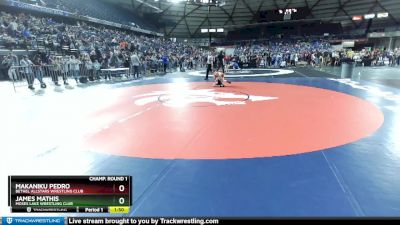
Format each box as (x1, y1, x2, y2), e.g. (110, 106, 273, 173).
(187, 68, 295, 77)
(157, 91, 250, 108)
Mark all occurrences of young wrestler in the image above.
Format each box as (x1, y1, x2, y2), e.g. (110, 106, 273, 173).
(213, 71, 231, 87)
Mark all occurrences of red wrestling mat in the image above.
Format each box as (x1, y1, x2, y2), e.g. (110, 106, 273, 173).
(84, 82, 384, 159)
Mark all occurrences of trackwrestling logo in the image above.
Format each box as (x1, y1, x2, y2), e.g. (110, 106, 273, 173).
(133, 89, 278, 107)
(3, 218, 64, 225)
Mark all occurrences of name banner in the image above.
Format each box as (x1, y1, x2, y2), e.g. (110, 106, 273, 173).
(8, 176, 132, 213)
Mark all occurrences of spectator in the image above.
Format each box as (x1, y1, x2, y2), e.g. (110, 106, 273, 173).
(20, 55, 43, 90)
(68, 55, 80, 83)
(2, 52, 19, 81)
(162, 54, 168, 74)
(130, 51, 140, 79)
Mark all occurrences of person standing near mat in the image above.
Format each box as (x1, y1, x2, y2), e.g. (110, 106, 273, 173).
(131, 51, 141, 79)
(205, 51, 214, 80)
(217, 50, 225, 73)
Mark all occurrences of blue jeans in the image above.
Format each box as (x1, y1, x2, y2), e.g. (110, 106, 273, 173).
(72, 70, 79, 80)
(34, 69, 44, 83)
(133, 66, 139, 77)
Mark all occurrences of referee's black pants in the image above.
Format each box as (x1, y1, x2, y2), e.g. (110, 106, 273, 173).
(205, 64, 212, 80)
(217, 62, 225, 73)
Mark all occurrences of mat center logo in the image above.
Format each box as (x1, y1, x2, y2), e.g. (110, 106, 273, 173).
(133, 89, 278, 107)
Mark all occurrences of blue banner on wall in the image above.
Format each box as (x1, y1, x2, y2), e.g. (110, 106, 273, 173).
(5, 0, 72, 17)
(0, 0, 163, 36)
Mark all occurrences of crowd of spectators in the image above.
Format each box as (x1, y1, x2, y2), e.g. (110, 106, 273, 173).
(1, 9, 399, 89)
(14, 0, 150, 30)
(229, 39, 400, 69)
(0, 10, 209, 89)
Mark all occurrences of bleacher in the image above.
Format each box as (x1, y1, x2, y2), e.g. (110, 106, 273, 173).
(15, 0, 156, 31)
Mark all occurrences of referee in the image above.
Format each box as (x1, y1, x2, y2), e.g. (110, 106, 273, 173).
(205, 51, 214, 80)
(217, 50, 225, 73)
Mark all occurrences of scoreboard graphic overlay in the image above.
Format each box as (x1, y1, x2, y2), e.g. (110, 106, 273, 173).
(8, 176, 132, 213)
